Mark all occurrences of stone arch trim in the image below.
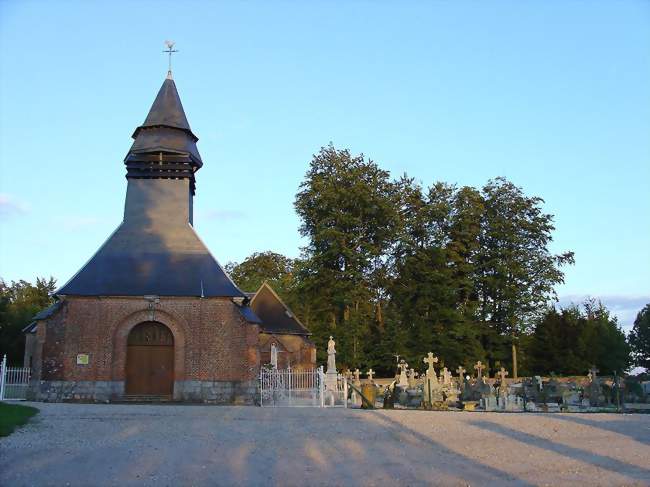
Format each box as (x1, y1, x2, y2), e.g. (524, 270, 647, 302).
(110, 308, 187, 382)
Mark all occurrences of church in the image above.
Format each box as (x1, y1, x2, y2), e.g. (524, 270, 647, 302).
(23, 69, 315, 403)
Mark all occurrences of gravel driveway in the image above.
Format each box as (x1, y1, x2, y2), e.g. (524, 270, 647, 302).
(1, 403, 649, 486)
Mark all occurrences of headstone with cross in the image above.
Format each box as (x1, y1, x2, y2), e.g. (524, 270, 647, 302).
(474, 361, 486, 380)
(423, 352, 439, 380)
(398, 360, 409, 388)
(366, 368, 375, 382)
(353, 368, 361, 385)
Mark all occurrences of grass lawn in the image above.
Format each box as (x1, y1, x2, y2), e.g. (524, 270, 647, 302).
(0, 402, 39, 437)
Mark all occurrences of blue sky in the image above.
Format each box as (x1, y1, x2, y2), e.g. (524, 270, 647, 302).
(1, 1, 648, 329)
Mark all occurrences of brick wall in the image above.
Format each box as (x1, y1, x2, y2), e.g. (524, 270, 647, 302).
(35, 296, 260, 394)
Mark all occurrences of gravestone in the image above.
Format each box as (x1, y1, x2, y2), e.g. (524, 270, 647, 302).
(587, 366, 605, 407)
(422, 352, 442, 406)
(497, 367, 509, 397)
(474, 361, 486, 380)
(397, 360, 409, 389)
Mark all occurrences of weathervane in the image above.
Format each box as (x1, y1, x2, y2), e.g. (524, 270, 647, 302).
(163, 40, 178, 78)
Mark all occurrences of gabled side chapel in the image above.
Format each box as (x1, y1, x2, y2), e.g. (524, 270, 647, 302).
(23, 71, 315, 403)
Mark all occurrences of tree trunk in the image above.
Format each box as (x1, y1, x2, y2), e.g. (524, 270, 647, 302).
(512, 341, 518, 379)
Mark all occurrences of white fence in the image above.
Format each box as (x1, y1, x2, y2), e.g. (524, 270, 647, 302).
(0, 355, 31, 401)
(259, 365, 348, 407)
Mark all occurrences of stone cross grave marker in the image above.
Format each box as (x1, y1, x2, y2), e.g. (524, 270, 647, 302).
(367, 368, 375, 381)
(456, 366, 466, 378)
(474, 361, 486, 380)
(353, 368, 361, 384)
(423, 352, 439, 380)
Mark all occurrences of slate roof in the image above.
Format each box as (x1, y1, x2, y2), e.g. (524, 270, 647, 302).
(235, 304, 263, 325)
(249, 283, 311, 336)
(23, 301, 63, 332)
(57, 223, 245, 297)
(128, 77, 202, 165)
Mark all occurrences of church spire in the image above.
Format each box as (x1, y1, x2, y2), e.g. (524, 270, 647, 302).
(125, 71, 202, 194)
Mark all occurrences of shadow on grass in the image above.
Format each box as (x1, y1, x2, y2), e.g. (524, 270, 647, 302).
(0, 402, 39, 437)
(468, 418, 650, 482)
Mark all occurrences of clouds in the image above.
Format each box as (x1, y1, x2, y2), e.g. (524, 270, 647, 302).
(557, 294, 650, 331)
(0, 193, 29, 218)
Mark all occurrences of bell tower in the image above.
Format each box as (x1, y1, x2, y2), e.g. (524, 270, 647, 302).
(57, 72, 244, 298)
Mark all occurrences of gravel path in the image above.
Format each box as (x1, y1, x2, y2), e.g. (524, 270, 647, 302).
(1, 403, 649, 486)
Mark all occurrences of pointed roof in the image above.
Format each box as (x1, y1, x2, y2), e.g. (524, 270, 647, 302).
(140, 78, 192, 133)
(127, 78, 202, 165)
(250, 282, 311, 336)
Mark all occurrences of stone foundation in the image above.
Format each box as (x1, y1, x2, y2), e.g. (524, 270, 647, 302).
(30, 380, 258, 405)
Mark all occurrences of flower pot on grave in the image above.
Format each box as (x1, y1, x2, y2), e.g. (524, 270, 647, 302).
(361, 384, 377, 409)
(462, 401, 478, 411)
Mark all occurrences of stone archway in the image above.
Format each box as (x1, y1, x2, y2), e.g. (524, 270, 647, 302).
(125, 321, 174, 396)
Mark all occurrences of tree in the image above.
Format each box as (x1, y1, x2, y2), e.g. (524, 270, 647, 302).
(476, 178, 574, 376)
(225, 251, 295, 295)
(629, 304, 650, 370)
(294, 144, 401, 368)
(0, 277, 56, 364)
(529, 299, 631, 375)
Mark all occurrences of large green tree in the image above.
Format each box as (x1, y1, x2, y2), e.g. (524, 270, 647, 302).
(294, 144, 400, 368)
(476, 178, 574, 376)
(629, 304, 650, 370)
(0, 277, 56, 364)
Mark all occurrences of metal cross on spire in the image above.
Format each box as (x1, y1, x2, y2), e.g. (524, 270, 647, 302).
(163, 40, 178, 79)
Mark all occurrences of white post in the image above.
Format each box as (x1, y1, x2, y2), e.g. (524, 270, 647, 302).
(259, 368, 264, 407)
(344, 375, 348, 408)
(288, 364, 292, 406)
(0, 354, 6, 401)
(319, 366, 325, 408)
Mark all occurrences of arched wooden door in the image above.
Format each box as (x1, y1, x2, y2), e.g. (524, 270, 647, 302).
(125, 321, 174, 396)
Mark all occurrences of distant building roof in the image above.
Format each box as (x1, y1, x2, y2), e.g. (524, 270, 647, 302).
(249, 282, 311, 336)
(235, 303, 263, 325)
(23, 301, 63, 333)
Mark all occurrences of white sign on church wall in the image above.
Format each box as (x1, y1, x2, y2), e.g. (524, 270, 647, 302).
(76, 354, 89, 365)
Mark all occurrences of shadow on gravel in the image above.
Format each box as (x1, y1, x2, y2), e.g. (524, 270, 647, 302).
(363, 412, 535, 487)
(548, 414, 650, 446)
(468, 418, 650, 482)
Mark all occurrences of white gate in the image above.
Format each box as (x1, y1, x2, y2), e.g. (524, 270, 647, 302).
(259, 365, 348, 407)
(0, 355, 31, 401)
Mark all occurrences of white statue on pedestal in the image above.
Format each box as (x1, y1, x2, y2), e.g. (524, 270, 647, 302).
(326, 336, 337, 374)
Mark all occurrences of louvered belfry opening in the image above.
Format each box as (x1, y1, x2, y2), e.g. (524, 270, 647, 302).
(125, 151, 198, 194)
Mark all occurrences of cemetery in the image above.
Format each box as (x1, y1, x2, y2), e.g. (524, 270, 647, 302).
(259, 336, 643, 413)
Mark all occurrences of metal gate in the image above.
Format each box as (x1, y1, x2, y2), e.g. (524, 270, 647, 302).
(259, 365, 348, 407)
(0, 355, 31, 401)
